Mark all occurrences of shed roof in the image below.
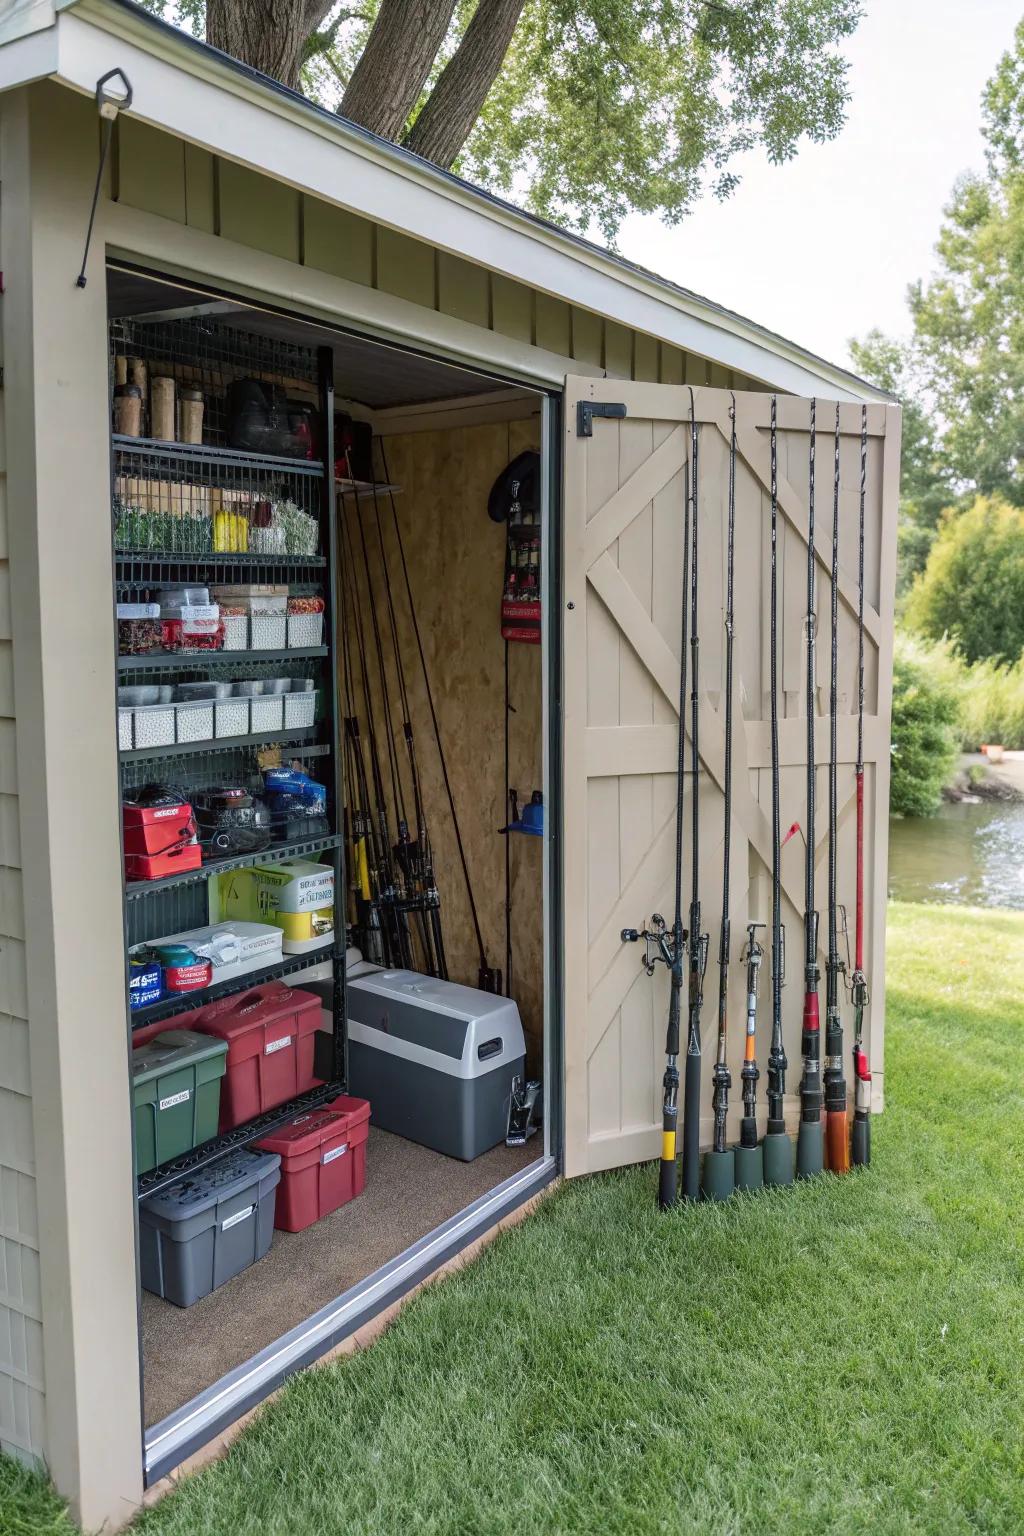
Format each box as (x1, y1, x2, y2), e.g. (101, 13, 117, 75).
(0, 0, 891, 402)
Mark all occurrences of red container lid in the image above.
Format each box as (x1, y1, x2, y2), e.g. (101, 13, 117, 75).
(191, 981, 321, 1064)
(258, 1097, 370, 1158)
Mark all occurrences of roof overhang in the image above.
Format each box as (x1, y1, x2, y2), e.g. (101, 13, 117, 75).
(0, 0, 891, 403)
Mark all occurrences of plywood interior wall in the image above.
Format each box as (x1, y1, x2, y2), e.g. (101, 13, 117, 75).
(339, 409, 545, 1064)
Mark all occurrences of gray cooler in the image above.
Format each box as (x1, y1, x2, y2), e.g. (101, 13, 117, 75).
(139, 1147, 281, 1307)
(346, 969, 526, 1161)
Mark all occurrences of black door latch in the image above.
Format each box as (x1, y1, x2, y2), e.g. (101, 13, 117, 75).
(577, 399, 627, 437)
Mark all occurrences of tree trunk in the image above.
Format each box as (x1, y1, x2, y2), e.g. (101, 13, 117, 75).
(206, 0, 333, 91)
(404, 0, 527, 168)
(340, 0, 460, 143)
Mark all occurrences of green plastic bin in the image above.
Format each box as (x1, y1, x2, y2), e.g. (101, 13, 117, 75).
(132, 1030, 229, 1175)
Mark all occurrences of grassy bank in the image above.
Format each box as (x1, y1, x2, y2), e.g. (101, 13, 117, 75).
(6, 901, 1024, 1534)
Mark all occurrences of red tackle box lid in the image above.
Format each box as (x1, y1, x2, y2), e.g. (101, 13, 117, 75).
(190, 981, 321, 1064)
(257, 1096, 370, 1164)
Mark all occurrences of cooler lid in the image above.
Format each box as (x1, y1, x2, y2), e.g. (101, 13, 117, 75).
(131, 1029, 227, 1086)
(256, 1097, 370, 1155)
(140, 1148, 280, 1222)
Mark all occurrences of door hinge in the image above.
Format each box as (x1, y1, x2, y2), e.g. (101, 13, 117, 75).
(576, 399, 626, 437)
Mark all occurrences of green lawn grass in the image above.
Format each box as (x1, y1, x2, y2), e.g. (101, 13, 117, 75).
(6, 901, 1024, 1534)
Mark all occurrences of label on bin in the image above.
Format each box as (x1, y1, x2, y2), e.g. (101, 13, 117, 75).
(322, 1143, 348, 1165)
(264, 1035, 293, 1056)
(158, 1089, 191, 1112)
(221, 1204, 255, 1231)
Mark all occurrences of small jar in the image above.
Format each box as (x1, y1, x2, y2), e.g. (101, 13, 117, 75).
(151, 375, 176, 441)
(178, 386, 204, 445)
(113, 383, 143, 438)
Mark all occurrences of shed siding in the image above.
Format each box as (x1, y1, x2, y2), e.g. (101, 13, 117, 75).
(0, 335, 45, 1468)
(112, 122, 758, 393)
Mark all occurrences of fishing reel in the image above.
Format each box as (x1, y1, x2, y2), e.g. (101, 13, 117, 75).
(621, 914, 681, 976)
(742, 922, 766, 984)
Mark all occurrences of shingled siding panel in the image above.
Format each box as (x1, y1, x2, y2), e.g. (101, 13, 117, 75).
(0, 372, 44, 1467)
(112, 122, 757, 394)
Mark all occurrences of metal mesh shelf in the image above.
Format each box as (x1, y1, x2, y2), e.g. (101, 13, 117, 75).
(113, 435, 324, 477)
(125, 832, 341, 900)
(117, 647, 327, 672)
(119, 729, 324, 765)
(115, 553, 326, 584)
(136, 1081, 343, 1200)
(130, 951, 334, 1031)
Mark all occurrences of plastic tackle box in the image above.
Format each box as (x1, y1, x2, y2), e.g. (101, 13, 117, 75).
(131, 1029, 228, 1175)
(256, 1097, 369, 1231)
(190, 981, 323, 1129)
(138, 1148, 281, 1307)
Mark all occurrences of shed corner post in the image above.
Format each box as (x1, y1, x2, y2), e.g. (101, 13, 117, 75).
(2, 82, 144, 1527)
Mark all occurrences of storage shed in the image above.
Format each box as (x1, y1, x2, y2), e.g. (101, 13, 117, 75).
(0, 2, 899, 1525)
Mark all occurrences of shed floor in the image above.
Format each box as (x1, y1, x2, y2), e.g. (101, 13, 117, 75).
(142, 1129, 540, 1427)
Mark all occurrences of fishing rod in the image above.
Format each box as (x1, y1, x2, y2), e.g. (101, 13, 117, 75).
(341, 507, 413, 971)
(682, 387, 709, 1204)
(797, 398, 825, 1181)
(737, 923, 765, 1190)
(851, 404, 872, 1168)
(377, 440, 503, 994)
(620, 438, 691, 1210)
(824, 404, 850, 1173)
(368, 486, 449, 981)
(703, 392, 738, 1202)
(339, 578, 383, 964)
(764, 394, 793, 1187)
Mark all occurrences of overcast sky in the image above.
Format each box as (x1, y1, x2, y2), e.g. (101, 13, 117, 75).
(616, 0, 1021, 373)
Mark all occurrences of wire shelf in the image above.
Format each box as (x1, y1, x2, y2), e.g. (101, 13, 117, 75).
(113, 435, 324, 477)
(119, 729, 324, 765)
(130, 951, 335, 1031)
(124, 832, 341, 900)
(136, 1081, 343, 1200)
(117, 647, 327, 673)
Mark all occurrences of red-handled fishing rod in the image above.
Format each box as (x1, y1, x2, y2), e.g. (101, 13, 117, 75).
(797, 398, 825, 1181)
(851, 405, 872, 1167)
(763, 395, 793, 1187)
(703, 393, 738, 1202)
(824, 403, 850, 1173)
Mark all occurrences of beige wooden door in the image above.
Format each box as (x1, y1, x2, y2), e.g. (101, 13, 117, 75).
(561, 379, 901, 1177)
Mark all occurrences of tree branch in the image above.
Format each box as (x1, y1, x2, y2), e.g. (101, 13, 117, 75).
(403, 0, 526, 168)
(339, 0, 459, 141)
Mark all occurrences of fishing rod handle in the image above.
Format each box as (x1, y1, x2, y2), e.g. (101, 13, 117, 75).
(826, 1110, 851, 1174)
(681, 1041, 702, 1203)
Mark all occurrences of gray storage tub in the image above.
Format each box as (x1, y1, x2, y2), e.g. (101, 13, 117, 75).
(346, 969, 526, 1161)
(138, 1147, 281, 1307)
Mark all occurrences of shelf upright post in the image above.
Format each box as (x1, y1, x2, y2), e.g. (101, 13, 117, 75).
(318, 345, 347, 1087)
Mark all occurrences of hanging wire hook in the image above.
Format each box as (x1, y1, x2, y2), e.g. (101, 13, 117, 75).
(76, 70, 133, 289)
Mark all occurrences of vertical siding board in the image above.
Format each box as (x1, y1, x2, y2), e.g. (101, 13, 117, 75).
(218, 161, 301, 263)
(633, 332, 659, 383)
(302, 197, 375, 286)
(534, 293, 572, 359)
(659, 344, 685, 385)
(376, 227, 436, 308)
(571, 307, 603, 368)
(437, 252, 489, 328)
(115, 119, 187, 224)
(183, 145, 216, 234)
(604, 322, 632, 379)
(491, 275, 533, 343)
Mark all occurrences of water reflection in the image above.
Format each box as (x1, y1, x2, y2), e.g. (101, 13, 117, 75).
(888, 800, 1024, 909)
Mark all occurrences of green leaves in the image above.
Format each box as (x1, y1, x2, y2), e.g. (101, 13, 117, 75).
(890, 633, 962, 818)
(906, 496, 1024, 667)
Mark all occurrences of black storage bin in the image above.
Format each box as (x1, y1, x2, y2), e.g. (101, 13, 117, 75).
(139, 1148, 281, 1308)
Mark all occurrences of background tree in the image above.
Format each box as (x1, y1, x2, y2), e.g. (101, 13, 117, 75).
(150, 0, 862, 240)
(849, 328, 957, 600)
(889, 634, 962, 817)
(905, 496, 1024, 667)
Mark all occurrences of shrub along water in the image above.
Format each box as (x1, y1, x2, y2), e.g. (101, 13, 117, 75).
(890, 633, 962, 816)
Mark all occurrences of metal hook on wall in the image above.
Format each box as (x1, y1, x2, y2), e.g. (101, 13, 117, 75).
(76, 68, 133, 290)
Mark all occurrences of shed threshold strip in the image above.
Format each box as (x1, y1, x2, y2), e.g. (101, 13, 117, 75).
(143, 1154, 556, 1484)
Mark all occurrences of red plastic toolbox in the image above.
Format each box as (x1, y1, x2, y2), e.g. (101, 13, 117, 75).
(189, 982, 322, 1130)
(256, 1096, 370, 1232)
(123, 801, 202, 880)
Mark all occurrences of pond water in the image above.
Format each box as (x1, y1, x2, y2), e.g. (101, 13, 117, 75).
(888, 799, 1024, 909)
